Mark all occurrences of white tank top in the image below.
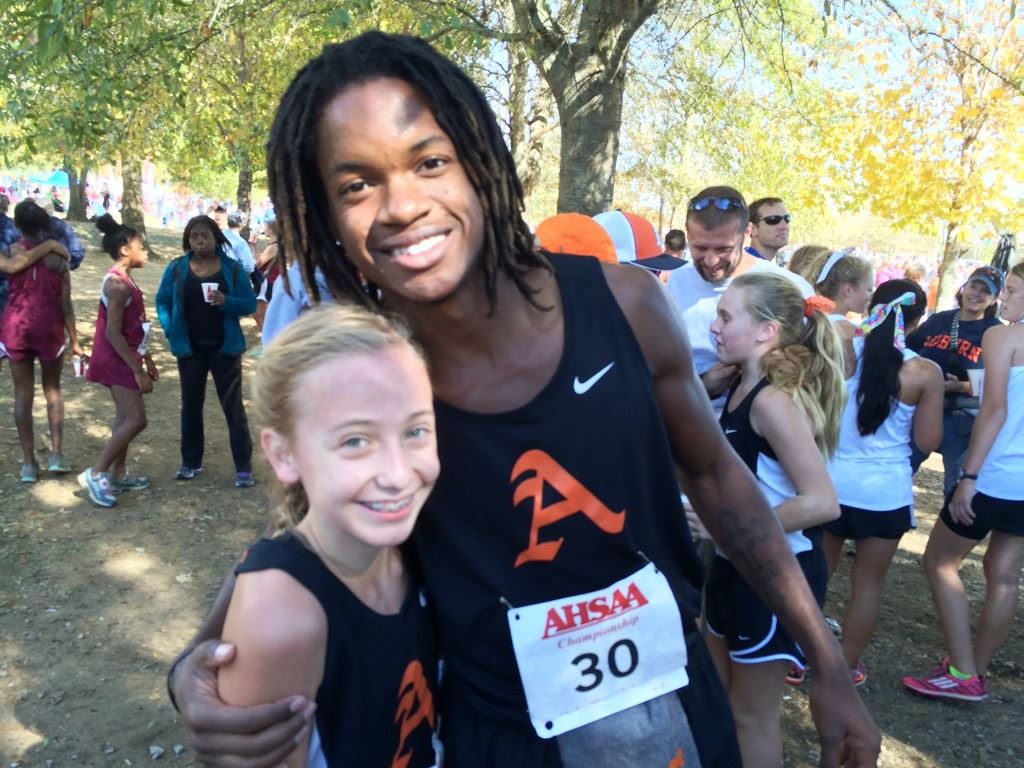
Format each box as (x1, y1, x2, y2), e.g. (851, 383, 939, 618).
(828, 340, 917, 511)
(977, 365, 1024, 501)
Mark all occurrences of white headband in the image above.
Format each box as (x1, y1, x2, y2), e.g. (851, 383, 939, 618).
(816, 250, 847, 284)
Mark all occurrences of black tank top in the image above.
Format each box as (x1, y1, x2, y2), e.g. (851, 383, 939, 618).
(720, 378, 776, 469)
(720, 377, 820, 554)
(236, 533, 438, 768)
(414, 253, 704, 724)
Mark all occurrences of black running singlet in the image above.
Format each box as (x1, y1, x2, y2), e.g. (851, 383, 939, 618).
(236, 534, 438, 768)
(720, 378, 776, 470)
(415, 254, 738, 767)
(720, 377, 819, 556)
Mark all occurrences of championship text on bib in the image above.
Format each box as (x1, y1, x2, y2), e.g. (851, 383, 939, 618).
(507, 563, 689, 738)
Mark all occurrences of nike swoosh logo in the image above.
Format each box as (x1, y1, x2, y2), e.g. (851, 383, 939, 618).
(573, 362, 615, 395)
(724, 428, 737, 435)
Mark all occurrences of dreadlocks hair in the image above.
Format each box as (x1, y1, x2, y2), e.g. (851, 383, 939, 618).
(266, 31, 548, 311)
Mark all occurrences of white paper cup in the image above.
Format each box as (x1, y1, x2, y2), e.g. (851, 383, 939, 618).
(201, 282, 218, 303)
(72, 356, 84, 377)
(968, 369, 984, 397)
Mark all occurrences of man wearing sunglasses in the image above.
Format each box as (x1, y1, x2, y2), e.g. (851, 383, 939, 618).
(746, 197, 791, 263)
(666, 187, 811, 411)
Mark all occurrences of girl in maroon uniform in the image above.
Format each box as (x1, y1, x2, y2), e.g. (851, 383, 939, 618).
(78, 215, 158, 507)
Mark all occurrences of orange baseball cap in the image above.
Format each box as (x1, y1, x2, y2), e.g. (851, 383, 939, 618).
(534, 213, 618, 264)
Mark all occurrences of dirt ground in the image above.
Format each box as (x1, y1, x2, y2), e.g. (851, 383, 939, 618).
(1, 224, 1021, 767)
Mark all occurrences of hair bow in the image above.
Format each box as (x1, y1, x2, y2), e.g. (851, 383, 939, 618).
(803, 295, 836, 318)
(855, 292, 917, 350)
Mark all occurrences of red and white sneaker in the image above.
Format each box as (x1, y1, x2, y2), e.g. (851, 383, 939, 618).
(785, 663, 806, 686)
(902, 667, 987, 702)
(851, 661, 867, 689)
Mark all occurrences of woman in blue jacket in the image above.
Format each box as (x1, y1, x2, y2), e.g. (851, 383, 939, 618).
(156, 215, 257, 487)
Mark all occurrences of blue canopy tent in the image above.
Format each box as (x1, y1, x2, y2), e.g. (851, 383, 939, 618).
(27, 169, 70, 188)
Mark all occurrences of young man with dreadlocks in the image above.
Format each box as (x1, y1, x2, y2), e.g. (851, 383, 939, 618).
(168, 32, 879, 768)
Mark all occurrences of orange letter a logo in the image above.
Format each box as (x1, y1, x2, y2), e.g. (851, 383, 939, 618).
(511, 449, 626, 567)
(391, 660, 435, 768)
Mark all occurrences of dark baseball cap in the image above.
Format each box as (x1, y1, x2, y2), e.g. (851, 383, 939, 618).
(967, 265, 1003, 295)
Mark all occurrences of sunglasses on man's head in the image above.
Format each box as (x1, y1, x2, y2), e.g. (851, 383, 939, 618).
(688, 196, 746, 212)
(757, 214, 792, 225)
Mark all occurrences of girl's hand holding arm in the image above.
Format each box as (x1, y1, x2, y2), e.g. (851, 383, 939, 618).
(144, 354, 159, 382)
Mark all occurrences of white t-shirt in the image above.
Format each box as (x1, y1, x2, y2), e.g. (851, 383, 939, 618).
(223, 228, 256, 273)
(665, 260, 813, 413)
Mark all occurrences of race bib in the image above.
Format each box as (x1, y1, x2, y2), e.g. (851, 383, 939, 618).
(507, 563, 689, 738)
(137, 321, 152, 356)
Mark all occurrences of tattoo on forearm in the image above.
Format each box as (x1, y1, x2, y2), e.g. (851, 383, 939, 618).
(712, 505, 788, 609)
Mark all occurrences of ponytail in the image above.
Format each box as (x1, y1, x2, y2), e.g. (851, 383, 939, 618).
(732, 272, 847, 456)
(855, 279, 926, 435)
(95, 213, 141, 260)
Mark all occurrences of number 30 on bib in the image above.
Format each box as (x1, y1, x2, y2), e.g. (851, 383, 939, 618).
(507, 563, 689, 738)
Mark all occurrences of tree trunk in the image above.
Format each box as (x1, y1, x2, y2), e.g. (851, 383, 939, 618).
(509, 48, 528, 190)
(549, 54, 626, 215)
(65, 160, 88, 222)
(935, 221, 967, 311)
(120, 156, 147, 238)
(510, 0, 657, 215)
(236, 148, 253, 216)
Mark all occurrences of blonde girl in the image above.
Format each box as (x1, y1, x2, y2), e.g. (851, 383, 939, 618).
(219, 305, 440, 768)
(791, 248, 875, 320)
(706, 272, 846, 768)
(786, 244, 830, 286)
